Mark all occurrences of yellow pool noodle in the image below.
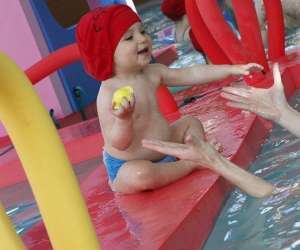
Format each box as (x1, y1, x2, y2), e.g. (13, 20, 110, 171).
(0, 203, 26, 250)
(0, 52, 101, 250)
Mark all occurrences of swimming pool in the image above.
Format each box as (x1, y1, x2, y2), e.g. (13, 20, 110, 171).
(204, 91, 300, 250)
(1, 0, 300, 246)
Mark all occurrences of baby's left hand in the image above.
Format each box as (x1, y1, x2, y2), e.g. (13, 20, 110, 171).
(232, 63, 263, 76)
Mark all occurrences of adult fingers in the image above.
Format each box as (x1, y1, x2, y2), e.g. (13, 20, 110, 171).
(222, 86, 252, 98)
(142, 141, 186, 158)
(230, 81, 250, 89)
(142, 139, 187, 151)
(272, 63, 283, 89)
(226, 101, 253, 112)
(221, 92, 250, 105)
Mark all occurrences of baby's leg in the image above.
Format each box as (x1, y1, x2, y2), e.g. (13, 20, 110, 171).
(111, 116, 203, 194)
(170, 115, 205, 143)
(111, 159, 198, 194)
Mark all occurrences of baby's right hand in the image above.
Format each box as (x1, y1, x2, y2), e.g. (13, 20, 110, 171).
(112, 94, 135, 119)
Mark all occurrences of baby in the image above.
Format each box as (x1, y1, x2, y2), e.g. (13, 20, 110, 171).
(76, 4, 262, 194)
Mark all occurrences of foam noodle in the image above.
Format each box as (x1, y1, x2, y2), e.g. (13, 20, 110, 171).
(0, 53, 101, 250)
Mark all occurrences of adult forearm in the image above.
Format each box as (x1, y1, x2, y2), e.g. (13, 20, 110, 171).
(278, 105, 300, 138)
(212, 156, 274, 197)
(111, 118, 134, 150)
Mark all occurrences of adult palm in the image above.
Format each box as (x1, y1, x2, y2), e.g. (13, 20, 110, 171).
(221, 63, 288, 123)
(142, 135, 221, 170)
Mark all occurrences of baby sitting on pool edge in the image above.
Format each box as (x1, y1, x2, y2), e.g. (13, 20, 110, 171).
(76, 4, 272, 196)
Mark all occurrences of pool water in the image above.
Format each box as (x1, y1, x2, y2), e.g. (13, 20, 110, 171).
(204, 91, 300, 250)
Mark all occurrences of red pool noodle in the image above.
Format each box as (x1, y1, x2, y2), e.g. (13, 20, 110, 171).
(185, 0, 231, 64)
(232, 0, 269, 71)
(263, 0, 285, 61)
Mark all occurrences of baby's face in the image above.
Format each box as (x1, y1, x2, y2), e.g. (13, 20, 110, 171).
(114, 22, 152, 71)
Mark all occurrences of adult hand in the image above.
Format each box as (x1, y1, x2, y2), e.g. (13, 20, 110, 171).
(221, 63, 289, 122)
(142, 135, 222, 170)
(143, 135, 275, 198)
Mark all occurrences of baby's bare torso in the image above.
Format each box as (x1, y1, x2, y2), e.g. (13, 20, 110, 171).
(98, 68, 172, 161)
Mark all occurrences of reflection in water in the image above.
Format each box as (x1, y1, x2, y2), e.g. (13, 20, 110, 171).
(7, 202, 41, 234)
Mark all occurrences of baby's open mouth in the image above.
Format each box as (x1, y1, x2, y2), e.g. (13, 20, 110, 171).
(138, 47, 149, 54)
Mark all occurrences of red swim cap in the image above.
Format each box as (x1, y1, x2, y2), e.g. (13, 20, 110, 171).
(76, 5, 141, 81)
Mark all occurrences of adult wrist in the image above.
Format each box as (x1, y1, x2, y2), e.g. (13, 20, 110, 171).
(209, 153, 227, 171)
(277, 104, 294, 126)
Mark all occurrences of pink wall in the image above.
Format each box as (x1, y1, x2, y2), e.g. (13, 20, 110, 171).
(0, 0, 67, 137)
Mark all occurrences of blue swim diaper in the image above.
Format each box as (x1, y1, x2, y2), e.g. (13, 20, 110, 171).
(103, 151, 177, 182)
